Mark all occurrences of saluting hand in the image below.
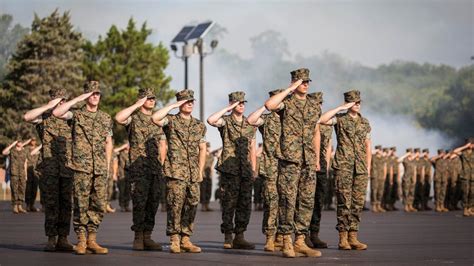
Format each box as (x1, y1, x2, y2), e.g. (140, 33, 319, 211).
(226, 101, 240, 112)
(169, 99, 188, 109)
(340, 102, 356, 111)
(47, 98, 63, 108)
(289, 79, 303, 91)
(136, 96, 148, 107)
(77, 92, 94, 102)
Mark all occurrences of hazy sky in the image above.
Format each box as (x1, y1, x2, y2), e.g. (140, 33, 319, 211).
(1, 0, 471, 151)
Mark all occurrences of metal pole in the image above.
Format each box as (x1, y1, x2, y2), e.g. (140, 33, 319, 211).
(199, 51, 204, 121)
(184, 56, 188, 89)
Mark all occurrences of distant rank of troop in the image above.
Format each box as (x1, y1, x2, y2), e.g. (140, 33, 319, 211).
(2, 67, 473, 258)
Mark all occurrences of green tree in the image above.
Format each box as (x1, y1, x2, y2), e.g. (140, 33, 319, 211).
(0, 14, 29, 80)
(0, 10, 84, 148)
(83, 18, 173, 143)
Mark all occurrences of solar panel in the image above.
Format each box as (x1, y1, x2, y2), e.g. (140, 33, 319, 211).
(171, 26, 195, 43)
(186, 21, 215, 40)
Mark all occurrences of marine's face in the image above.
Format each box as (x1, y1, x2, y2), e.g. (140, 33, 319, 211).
(179, 100, 195, 114)
(232, 101, 246, 114)
(87, 92, 101, 106)
(143, 97, 156, 110)
(295, 80, 310, 94)
(349, 101, 361, 113)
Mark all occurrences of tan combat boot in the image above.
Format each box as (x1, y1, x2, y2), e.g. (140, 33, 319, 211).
(180, 235, 201, 253)
(404, 204, 410, 212)
(18, 204, 27, 213)
(44, 236, 56, 252)
(132, 231, 144, 250)
(28, 203, 39, 212)
(143, 231, 162, 251)
(223, 233, 233, 249)
(348, 231, 368, 250)
(233, 232, 255, 249)
(310, 232, 328, 248)
(409, 204, 418, 212)
(169, 234, 180, 253)
(293, 234, 321, 257)
(372, 203, 379, 213)
(435, 204, 441, 212)
(274, 233, 283, 251)
(205, 203, 214, 211)
(463, 208, 471, 217)
(106, 204, 116, 213)
(338, 231, 351, 250)
(86, 232, 108, 254)
(441, 205, 449, 212)
(264, 234, 275, 252)
(56, 235, 75, 251)
(12, 204, 19, 214)
(75, 232, 87, 255)
(281, 234, 295, 258)
(378, 203, 387, 213)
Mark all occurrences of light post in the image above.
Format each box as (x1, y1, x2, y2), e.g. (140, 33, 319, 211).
(195, 39, 218, 121)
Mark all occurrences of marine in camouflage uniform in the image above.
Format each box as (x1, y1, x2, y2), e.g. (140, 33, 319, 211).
(53, 81, 113, 255)
(265, 69, 321, 258)
(24, 88, 75, 251)
(413, 148, 427, 211)
(380, 148, 391, 212)
(117, 146, 131, 212)
(386, 147, 400, 211)
(433, 149, 449, 212)
(253, 154, 264, 211)
(420, 149, 433, 211)
(200, 143, 214, 211)
(309, 92, 331, 248)
(320, 90, 371, 251)
(370, 145, 384, 212)
(402, 149, 417, 212)
(248, 89, 282, 252)
(446, 153, 462, 210)
(115, 87, 163, 251)
(153, 89, 206, 253)
(454, 139, 474, 216)
(208, 91, 256, 250)
(4, 141, 28, 213)
(25, 139, 40, 212)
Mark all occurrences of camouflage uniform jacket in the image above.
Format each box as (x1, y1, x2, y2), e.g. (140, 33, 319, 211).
(215, 114, 255, 178)
(333, 112, 371, 174)
(126, 111, 163, 173)
(448, 157, 462, 180)
(414, 158, 424, 177)
(460, 150, 473, 180)
(434, 158, 448, 180)
(9, 148, 27, 177)
(36, 111, 73, 175)
(370, 154, 384, 178)
(319, 124, 333, 173)
(402, 158, 416, 180)
(422, 157, 432, 178)
(163, 114, 206, 181)
(69, 105, 113, 175)
(390, 156, 399, 174)
(258, 112, 281, 179)
(277, 94, 321, 170)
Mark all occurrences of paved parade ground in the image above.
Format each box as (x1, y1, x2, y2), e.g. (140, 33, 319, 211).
(0, 201, 472, 265)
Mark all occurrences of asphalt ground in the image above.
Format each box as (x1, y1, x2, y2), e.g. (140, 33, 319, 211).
(0, 201, 473, 265)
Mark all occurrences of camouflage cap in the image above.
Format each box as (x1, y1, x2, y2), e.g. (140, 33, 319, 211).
(268, 89, 284, 97)
(375, 145, 382, 150)
(176, 89, 195, 101)
(309, 92, 323, 103)
(390, 147, 397, 151)
(422, 148, 429, 153)
(83, 80, 100, 93)
(290, 68, 312, 82)
(406, 148, 413, 153)
(445, 149, 450, 154)
(228, 91, 247, 103)
(383, 147, 389, 152)
(344, 90, 361, 103)
(49, 88, 67, 99)
(437, 149, 444, 154)
(138, 87, 156, 99)
(414, 148, 420, 153)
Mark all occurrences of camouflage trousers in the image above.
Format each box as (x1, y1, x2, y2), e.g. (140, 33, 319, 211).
(130, 172, 160, 232)
(334, 169, 368, 232)
(220, 173, 253, 234)
(25, 168, 39, 206)
(253, 177, 264, 204)
(277, 161, 316, 235)
(73, 172, 107, 233)
(166, 178, 200, 236)
(42, 170, 73, 236)
(199, 177, 212, 204)
(107, 175, 114, 203)
(370, 176, 385, 204)
(461, 177, 474, 208)
(402, 176, 416, 205)
(262, 178, 278, 236)
(117, 174, 131, 208)
(10, 175, 26, 205)
(309, 171, 327, 233)
(434, 177, 448, 206)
